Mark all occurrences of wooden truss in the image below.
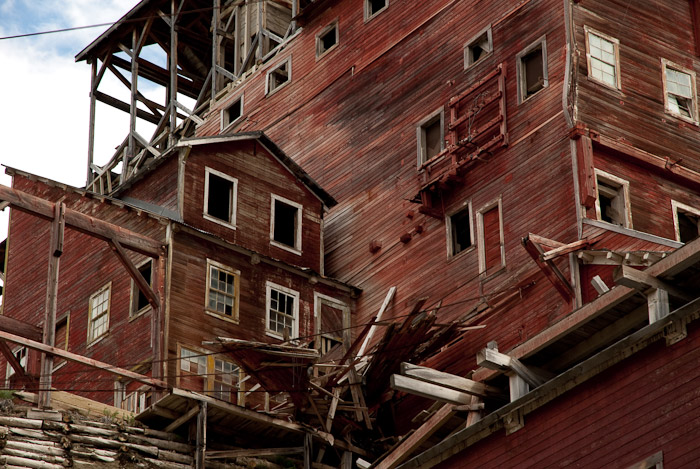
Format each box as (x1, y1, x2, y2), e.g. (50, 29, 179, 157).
(77, 0, 298, 195)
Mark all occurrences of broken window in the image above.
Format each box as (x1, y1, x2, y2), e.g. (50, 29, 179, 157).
(270, 195, 302, 253)
(212, 357, 240, 403)
(672, 200, 700, 243)
(477, 198, 505, 275)
(221, 95, 243, 130)
(316, 22, 339, 58)
(447, 203, 473, 257)
(179, 346, 207, 391)
(595, 170, 631, 228)
(365, 0, 388, 20)
(585, 27, 620, 89)
(204, 167, 238, 228)
(663, 59, 697, 122)
(417, 109, 444, 166)
(206, 260, 239, 320)
(517, 37, 548, 103)
(464, 27, 493, 69)
(266, 282, 299, 339)
(4, 346, 27, 387)
(130, 259, 153, 317)
(315, 294, 349, 355)
(266, 57, 291, 95)
(87, 283, 111, 344)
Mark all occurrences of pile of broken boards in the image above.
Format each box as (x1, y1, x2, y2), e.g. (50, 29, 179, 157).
(209, 299, 470, 459)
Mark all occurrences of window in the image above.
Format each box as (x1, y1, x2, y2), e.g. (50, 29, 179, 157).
(517, 36, 548, 103)
(446, 202, 474, 257)
(266, 57, 291, 96)
(87, 283, 111, 344)
(5, 346, 27, 387)
(477, 197, 505, 275)
(130, 259, 153, 318)
(464, 26, 493, 69)
(595, 170, 632, 228)
(672, 200, 700, 243)
(585, 27, 620, 89)
(662, 59, 697, 123)
(266, 282, 299, 340)
(270, 195, 303, 254)
(627, 451, 663, 469)
(114, 381, 152, 413)
(416, 109, 445, 166)
(205, 260, 240, 321)
(203, 167, 238, 228)
(220, 95, 243, 131)
(212, 357, 240, 403)
(53, 312, 70, 371)
(364, 0, 388, 21)
(316, 22, 339, 59)
(178, 346, 241, 404)
(314, 294, 350, 355)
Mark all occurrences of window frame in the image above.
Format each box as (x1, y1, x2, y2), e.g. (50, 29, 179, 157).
(129, 259, 154, 319)
(445, 200, 475, 259)
(584, 26, 621, 90)
(671, 200, 700, 243)
(265, 56, 292, 96)
(265, 281, 300, 340)
(313, 293, 350, 354)
(594, 169, 632, 229)
(4, 346, 28, 387)
(270, 194, 303, 255)
(464, 25, 493, 70)
(516, 35, 548, 104)
(661, 58, 698, 124)
(205, 259, 241, 323)
(364, 0, 389, 22)
(87, 282, 111, 346)
(316, 20, 339, 60)
(476, 196, 505, 275)
(416, 108, 445, 168)
(203, 167, 238, 229)
(220, 94, 244, 132)
(177, 344, 243, 405)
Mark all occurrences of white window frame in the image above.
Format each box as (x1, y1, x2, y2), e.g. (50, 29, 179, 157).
(516, 35, 548, 104)
(87, 282, 111, 346)
(265, 56, 292, 96)
(203, 167, 238, 229)
(220, 94, 244, 132)
(204, 259, 240, 323)
(584, 26, 621, 90)
(594, 169, 632, 229)
(316, 21, 339, 60)
(265, 281, 300, 340)
(661, 58, 698, 124)
(464, 25, 493, 70)
(445, 200, 474, 259)
(270, 194, 303, 255)
(129, 259, 154, 319)
(364, 0, 389, 22)
(313, 293, 350, 354)
(4, 346, 27, 387)
(416, 108, 445, 168)
(476, 196, 505, 275)
(671, 200, 700, 243)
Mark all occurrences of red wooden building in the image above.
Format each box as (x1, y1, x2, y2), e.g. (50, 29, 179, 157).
(2, 0, 700, 467)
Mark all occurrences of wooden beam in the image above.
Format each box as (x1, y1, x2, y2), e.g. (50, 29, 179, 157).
(0, 184, 162, 258)
(358, 286, 396, 357)
(575, 134, 597, 208)
(0, 341, 33, 384)
(94, 90, 161, 125)
(400, 363, 503, 399)
(522, 236, 573, 302)
(195, 402, 207, 469)
(0, 329, 168, 388)
(613, 265, 694, 301)
(207, 447, 304, 459)
(390, 374, 476, 406)
(647, 288, 670, 324)
(164, 405, 200, 433)
(526, 233, 564, 250)
(0, 316, 42, 342)
(109, 240, 159, 309)
(476, 348, 547, 388)
(375, 404, 457, 469)
(541, 239, 590, 261)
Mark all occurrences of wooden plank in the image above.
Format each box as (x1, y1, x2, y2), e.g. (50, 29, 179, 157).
(575, 134, 596, 208)
(390, 374, 475, 406)
(357, 286, 396, 357)
(164, 405, 200, 433)
(109, 240, 160, 309)
(0, 330, 168, 388)
(195, 403, 207, 469)
(613, 265, 694, 301)
(475, 348, 546, 388)
(207, 447, 304, 459)
(400, 363, 503, 398)
(0, 341, 33, 384)
(0, 316, 42, 342)
(541, 239, 590, 261)
(522, 236, 573, 301)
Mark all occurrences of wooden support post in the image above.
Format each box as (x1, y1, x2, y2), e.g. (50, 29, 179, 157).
(87, 60, 98, 186)
(38, 202, 65, 409)
(109, 240, 159, 309)
(195, 402, 207, 469)
(164, 405, 200, 433)
(522, 236, 574, 302)
(168, 0, 179, 146)
(476, 347, 548, 388)
(691, 0, 700, 57)
(349, 368, 372, 430)
(304, 433, 312, 469)
(575, 134, 596, 208)
(127, 29, 138, 174)
(647, 288, 670, 324)
(614, 265, 693, 302)
(152, 248, 166, 392)
(464, 395, 483, 427)
(341, 451, 353, 469)
(508, 374, 529, 402)
(211, 0, 220, 98)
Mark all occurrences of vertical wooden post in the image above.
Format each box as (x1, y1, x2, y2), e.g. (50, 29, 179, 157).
(341, 451, 353, 469)
(211, 0, 220, 99)
(303, 433, 312, 469)
(256, 0, 263, 62)
(127, 29, 139, 178)
(152, 248, 166, 398)
(87, 60, 98, 186)
(508, 373, 528, 402)
(38, 202, 65, 409)
(290, 0, 297, 33)
(195, 402, 207, 469)
(691, 0, 700, 57)
(168, 0, 179, 147)
(234, 5, 241, 76)
(647, 288, 670, 324)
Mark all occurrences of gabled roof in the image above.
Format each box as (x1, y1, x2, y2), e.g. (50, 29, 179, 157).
(175, 131, 338, 208)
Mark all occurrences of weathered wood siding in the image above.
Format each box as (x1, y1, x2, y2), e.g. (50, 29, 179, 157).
(181, 140, 324, 272)
(120, 155, 180, 212)
(437, 322, 700, 468)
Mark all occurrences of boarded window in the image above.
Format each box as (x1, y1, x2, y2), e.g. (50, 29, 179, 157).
(464, 27, 492, 69)
(482, 207, 502, 272)
(130, 260, 153, 317)
(417, 110, 444, 166)
(204, 168, 237, 227)
(88, 284, 111, 344)
(317, 22, 338, 58)
(448, 205, 472, 256)
(517, 37, 548, 102)
(206, 261, 239, 320)
(271, 196, 302, 252)
(586, 28, 619, 89)
(595, 171, 630, 228)
(266, 58, 291, 95)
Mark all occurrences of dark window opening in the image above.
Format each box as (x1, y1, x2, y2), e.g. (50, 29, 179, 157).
(134, 261, 153, 313)
(368, 0, 387, 17)
(318, 25, 338, 55)
(225, 98, 242, 126)
(679, 211, 700, 243)
(523, 46, 544, 97)
(466, 31, 491, 67)
(273, 200, 298, 248)
(597, 178, 625, 226)
(450, 208, 472, 255)
(268, 61, 290, 94)
(206, 173, 233, 222)
(424, 119, 442, 161)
